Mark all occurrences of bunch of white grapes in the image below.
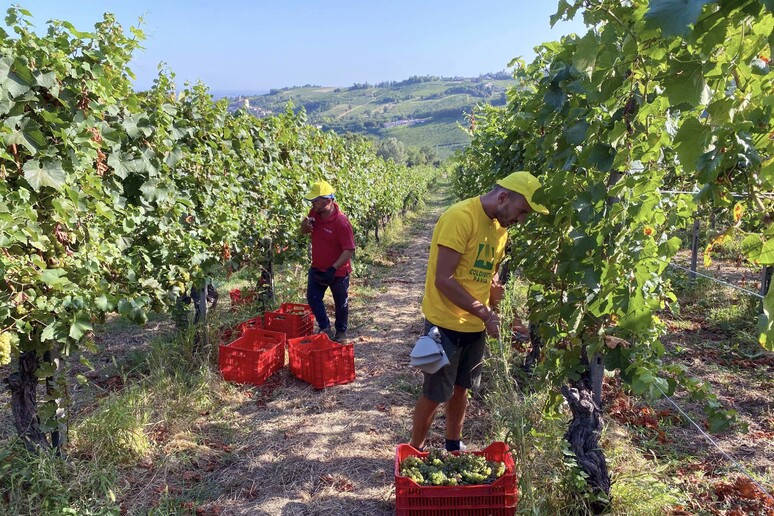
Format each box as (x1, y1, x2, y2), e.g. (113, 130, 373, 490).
(400, 449, 506, 486)
(0, 332, 13, 366)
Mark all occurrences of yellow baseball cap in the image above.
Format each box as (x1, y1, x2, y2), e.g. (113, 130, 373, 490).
(304, 180, 335, 201)
(496, 171, 549, 215)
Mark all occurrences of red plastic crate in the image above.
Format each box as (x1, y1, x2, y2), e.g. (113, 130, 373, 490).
(220, 316, 262, 344)
(238, 316, 263, 332)
(287, 333, 355, 389)
(264, 303, 314, 338)
(394, 442, 518, 515)
(218, 328, 286, 385)
(229, 288, 256, 306)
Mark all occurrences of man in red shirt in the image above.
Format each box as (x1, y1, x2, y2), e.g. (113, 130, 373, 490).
(300, 180, 356, 342)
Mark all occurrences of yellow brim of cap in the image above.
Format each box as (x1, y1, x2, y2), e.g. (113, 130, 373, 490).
(528, 201, 549, 215)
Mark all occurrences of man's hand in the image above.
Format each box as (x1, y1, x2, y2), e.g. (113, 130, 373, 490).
(483, 310, 500, 338)
(489, 281, 505, 308)
(300, 217, 314, 234)
(511, 318, 528, 338)
(315, 266, 337, 286)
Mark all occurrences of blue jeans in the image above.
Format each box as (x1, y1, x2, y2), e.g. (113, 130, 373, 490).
(306, 269, 349, 333)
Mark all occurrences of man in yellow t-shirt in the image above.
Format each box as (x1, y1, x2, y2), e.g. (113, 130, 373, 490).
(410, 171, 549, 452)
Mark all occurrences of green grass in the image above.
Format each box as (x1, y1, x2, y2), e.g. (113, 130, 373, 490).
(0, 442, 120, 515)
(0, 325, 232, 514)
(665, 269, 760, 340)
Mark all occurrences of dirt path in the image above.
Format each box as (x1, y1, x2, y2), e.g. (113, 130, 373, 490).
(202, 188, 453, 515)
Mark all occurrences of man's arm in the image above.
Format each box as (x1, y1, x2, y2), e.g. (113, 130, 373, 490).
(435, 245, 499, 337)
(332, 249, 354, 270)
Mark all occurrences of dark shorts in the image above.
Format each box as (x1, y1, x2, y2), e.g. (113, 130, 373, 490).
(421, 320, 486, 403)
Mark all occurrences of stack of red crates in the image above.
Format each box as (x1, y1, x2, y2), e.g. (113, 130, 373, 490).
(264, 303, 314, 338)
(218, 328, 286, 385)
(394, 442, 518, 515)
(287, 333, 355, 389)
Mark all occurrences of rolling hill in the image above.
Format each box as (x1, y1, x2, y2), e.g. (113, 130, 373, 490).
(225, 73, 518, 159)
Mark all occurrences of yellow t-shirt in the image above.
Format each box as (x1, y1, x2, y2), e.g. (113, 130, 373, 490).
(422, 197, 508, 332)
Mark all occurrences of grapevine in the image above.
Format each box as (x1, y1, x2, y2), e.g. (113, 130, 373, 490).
(0, 7, 438, 449)
(453, 0, 774, 501)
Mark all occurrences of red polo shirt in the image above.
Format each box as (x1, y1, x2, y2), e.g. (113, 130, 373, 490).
(307, 202, 355, 277)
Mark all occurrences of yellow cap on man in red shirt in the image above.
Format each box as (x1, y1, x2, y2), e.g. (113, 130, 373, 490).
(304, 180, 336, 200)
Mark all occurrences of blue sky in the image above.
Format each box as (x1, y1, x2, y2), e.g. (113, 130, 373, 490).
(6, 1, 587, 94)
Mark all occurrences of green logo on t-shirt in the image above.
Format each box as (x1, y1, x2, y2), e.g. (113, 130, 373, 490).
(474, 243, 495, 271)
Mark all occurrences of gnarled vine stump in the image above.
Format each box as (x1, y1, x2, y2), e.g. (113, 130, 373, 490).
(562, 377, 611, 513)
(4, 350, 50, 451)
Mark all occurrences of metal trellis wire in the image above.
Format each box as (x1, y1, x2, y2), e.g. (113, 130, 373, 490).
(668, 262, 764, 300)
(653, 383, 774, 505)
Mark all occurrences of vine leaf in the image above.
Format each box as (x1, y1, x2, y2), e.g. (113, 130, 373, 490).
(762, 158, 774, 189)
(762, 285, 774, 350)
(760, 238, 774, 265)
(645, 0, 714, 37)
(23, 159, 66, 191)
(674, 117, 711, 171)
(663, 61, 710, 107)
(741, 235, 763, 262)
(619, 308, 653, 333)
(69, 314, 93, 340)
(572, 32, 598, 80)
(38, 269, 70, 288)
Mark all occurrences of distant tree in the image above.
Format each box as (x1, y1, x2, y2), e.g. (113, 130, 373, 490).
(419, 146, 438, 166)
(406, 145, 439, 167)
(376, 137, 407, 165)
(406, 147, 421, 167)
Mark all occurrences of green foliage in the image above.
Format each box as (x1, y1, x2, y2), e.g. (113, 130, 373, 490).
(454, 0, 773, 420)
(375, 136, 407, 165)
(0, 6, 438, 438)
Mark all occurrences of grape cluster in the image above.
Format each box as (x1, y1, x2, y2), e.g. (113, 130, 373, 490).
(0, 332, 12, 366)
(400, 449, 507, 486)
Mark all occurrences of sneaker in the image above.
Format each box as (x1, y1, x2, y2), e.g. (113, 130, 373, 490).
(333, 330, 347, 343)
(445, 440, 467, 452)
(317, 327, 334, 339)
